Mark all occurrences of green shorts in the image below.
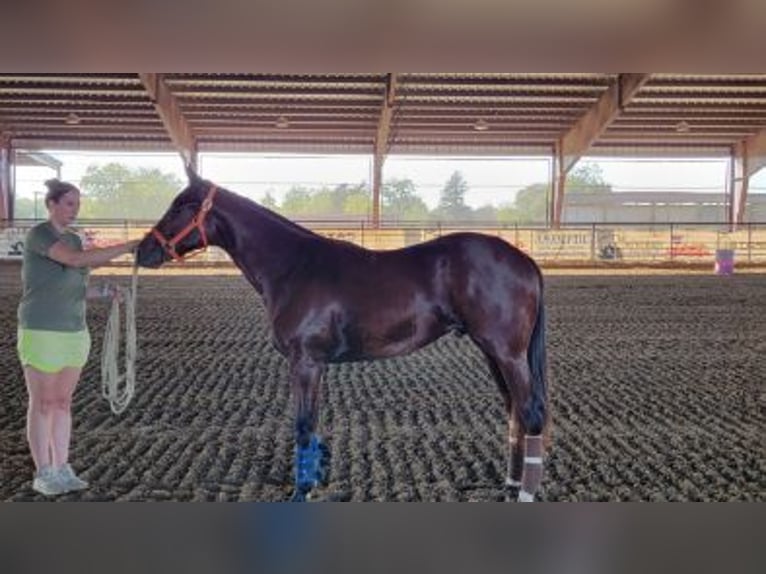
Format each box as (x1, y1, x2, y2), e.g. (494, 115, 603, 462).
(17, 328, 91, 374)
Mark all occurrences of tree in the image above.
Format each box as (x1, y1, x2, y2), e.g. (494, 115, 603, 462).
(342, 192, 370, 217)
(472, 205, 499, 223)
(566, 163, 611, 194)
(261, 190, 278, 210)
(281, 182, 370, 219)
(309, 188, 339, 216)
(435, 171, 472, 222)
(496, 202, 522, 225)
(511, 163, 614, 224)
(13, 197, 37, 219)
(512, 183, 549, 224)
(331, 183, 370, 218)
(281, 186, 313, 217)
(381, 178, 429, 222)
(78, 163, 183, 220)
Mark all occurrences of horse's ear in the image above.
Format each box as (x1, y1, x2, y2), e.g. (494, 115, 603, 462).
(185, 163, 202, 184)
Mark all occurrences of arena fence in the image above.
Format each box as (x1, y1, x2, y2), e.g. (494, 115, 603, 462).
(2, 220, 766, 267)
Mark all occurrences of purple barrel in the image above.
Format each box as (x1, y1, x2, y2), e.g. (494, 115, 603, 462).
(714, 249, 734, 275)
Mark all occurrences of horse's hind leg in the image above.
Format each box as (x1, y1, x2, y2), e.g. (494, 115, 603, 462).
(497, 356, 547, 502)
(506, 412, 525, 488)
(481, 352, 524, 488)
(289, 359, 330, 502)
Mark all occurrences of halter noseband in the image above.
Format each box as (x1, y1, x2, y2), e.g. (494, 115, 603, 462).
(151, 185, 218, 262)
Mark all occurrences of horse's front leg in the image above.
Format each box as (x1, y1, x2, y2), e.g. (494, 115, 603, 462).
(289, 359, 330, 502)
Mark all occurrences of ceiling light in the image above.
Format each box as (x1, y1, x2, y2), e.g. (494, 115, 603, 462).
(275, 115, 289, 129)
(675, 120, 690, 133)
(65, 112, 81, 125)
(473, 118, 489, 132)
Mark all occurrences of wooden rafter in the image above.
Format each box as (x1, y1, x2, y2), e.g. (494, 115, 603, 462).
(743, 126, 766, 178)
(730, 126, 766, 227)
(551, 74, 650, 227)
(560, 73, 650, 173)
(139, 73, 197, 167)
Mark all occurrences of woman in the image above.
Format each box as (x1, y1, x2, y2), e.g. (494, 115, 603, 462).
(17, 178, 140, 496)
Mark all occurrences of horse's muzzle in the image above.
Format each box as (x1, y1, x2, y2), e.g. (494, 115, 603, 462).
(135, 236, 167, 268)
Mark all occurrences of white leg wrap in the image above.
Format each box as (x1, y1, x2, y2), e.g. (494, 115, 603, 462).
(505, 477, 522, 487)
(518, 490, 535, 502)
(518, 435, 543, 502)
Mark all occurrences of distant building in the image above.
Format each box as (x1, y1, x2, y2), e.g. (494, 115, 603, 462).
(563, 191, 766, 224)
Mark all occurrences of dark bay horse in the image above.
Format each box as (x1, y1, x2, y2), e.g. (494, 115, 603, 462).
(136, 169, 549, 502)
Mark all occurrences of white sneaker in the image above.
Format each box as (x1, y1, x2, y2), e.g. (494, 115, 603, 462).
(57, 464, 89, 492)
(32, 466, 67, 496)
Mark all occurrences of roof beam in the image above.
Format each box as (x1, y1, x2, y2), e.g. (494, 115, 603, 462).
(560, 74, 650, 174)
(139, 73, 197, 168)
(743, 125, 766, 178)
(730, 126, 766, 228)
(372, 74, 397, 227)
(18, 151, 62, 172)
(551, 74, 650, 227)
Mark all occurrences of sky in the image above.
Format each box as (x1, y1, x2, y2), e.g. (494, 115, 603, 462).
(14, 150, 766, 210)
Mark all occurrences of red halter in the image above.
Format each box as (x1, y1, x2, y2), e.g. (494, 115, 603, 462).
(151, 185, 218, 262)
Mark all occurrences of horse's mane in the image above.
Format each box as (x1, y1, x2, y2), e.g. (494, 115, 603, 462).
(209, 182, 322, 241)
(194, 179, 371, 254)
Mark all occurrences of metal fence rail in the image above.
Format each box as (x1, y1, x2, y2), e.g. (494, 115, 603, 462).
(2, 219, 765, 266)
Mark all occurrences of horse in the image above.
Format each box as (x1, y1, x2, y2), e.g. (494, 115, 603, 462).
(136, 167, 549, 502)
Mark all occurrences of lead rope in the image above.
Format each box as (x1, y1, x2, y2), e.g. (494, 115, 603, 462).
(101, 258, 138, 414)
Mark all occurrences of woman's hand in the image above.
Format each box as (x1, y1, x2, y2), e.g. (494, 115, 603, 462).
(95, 282, 125, 302)
(107, 283, 126, 302)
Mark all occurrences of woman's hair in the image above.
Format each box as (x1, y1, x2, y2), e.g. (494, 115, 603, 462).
(44, 179, 80, 206)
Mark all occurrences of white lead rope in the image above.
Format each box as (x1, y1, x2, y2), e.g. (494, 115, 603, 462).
(100, 261, 138, 414)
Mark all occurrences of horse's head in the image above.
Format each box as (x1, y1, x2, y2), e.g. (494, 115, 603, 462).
(136, 166, 218, 268)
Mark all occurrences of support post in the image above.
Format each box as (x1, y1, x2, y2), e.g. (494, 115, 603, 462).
(0, 135, 13, 222)
(372, 74, 397, 229)
(730, 142, 749, 230)
(550, 142, 566, 228)
(372, 155, 382, 228)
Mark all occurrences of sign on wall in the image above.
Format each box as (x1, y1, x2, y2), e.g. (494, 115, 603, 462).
(0, 227, 27, 259)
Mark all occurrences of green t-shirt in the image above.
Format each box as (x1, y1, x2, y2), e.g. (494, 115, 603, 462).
(17, 221, 90, 332)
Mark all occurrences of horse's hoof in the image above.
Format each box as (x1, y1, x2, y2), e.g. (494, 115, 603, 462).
(291, 490, 308, 502)
(294, 435, 330, 497)
(517, 490, 535, 502)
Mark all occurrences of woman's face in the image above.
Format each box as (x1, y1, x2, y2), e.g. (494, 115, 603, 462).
(48, 190, 80, 226)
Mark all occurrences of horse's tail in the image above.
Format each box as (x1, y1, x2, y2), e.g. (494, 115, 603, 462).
(523, 273, 549, 437)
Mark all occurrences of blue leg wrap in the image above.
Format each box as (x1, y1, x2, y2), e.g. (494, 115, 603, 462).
(295, 434, 325, 492)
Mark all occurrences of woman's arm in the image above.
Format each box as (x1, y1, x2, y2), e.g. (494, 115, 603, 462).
(47, 239, 141, 268)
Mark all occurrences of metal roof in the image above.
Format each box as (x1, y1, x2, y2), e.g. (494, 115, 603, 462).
(1, 73, 765, 156)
